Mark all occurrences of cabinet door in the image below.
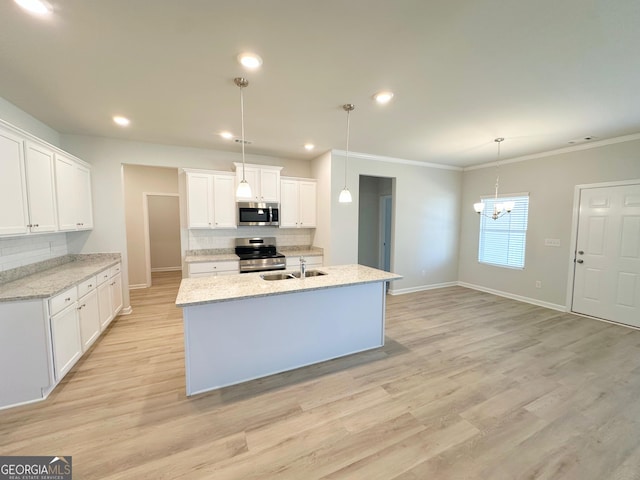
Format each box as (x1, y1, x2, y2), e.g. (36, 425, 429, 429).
(78, 289, 100, 351)
(55, 154, 78, 231)
(0, 128, 29, 235)
(24, 141, 58, 233)
(212, 175, 237, 228)
(97, 281, 113, 330)
(298, 181, 317, 228)
(75, 163, 93, 230)
(110, 273, 123, 317)
(187, 173, 213, 228)
(260, 169, 280, 202)
(280, 180, 299, 228)
(50, 303, 82, 381)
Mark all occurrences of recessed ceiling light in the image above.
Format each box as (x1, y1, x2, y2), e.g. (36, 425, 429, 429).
(113, 116, 130, 127)
(220, 131, 234, 139)
(238, 53, 263, 69)
(14, 0, 52, 15)
(373, 91, 394, 104)
(304, 144, 315, 151)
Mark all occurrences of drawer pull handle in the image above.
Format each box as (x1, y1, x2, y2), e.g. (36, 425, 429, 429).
(65, 297, 71, 302)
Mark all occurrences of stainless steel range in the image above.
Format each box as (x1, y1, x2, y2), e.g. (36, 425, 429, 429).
(235, 237, 286, 273)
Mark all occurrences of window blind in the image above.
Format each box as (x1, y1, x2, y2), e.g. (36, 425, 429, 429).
(477, 195, 529, 269)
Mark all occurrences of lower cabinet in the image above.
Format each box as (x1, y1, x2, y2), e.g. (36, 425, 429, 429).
(97, 281, 113, 330)
(78, 289, 100, 352)
(188, 260, 240, 278)
(50, 303, 82, 381)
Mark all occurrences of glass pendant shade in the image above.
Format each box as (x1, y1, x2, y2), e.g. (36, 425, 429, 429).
(339, 188, 352, 203)
(473, 202, 485, 213)
(236, 179, 252, 199)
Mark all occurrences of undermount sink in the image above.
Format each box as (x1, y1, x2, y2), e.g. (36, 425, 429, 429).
(260, 270, 328, 281)
(260, 272, 296, 281)
(292, 270, 327, 278)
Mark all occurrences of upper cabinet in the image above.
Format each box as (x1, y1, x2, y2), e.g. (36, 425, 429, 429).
(280, 177, 317, 228)
(233, 163, 283, 203)
(185, 170, 236, 229)
(55, 153, 93, 231)
(0, 122, 84, 236)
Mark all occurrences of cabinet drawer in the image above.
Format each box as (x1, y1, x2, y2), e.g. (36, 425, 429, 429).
(50, 286, 78, 316)
(78, 275, 97, 297)
(97, 269, 111, 285)
(109, 263, 122, 277)
(189, 261, 239, 275)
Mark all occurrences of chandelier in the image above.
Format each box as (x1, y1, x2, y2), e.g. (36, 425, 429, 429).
(473, 138, 514, 220)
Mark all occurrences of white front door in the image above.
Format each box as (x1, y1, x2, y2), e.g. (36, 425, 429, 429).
(572, 184, 640, 326)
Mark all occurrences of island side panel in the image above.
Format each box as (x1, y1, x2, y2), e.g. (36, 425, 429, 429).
(183, 282, 386, 396)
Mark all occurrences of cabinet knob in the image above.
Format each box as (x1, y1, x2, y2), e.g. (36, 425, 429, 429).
(27, 224, 33, 228)
(65, 297, 71, 302)
(88, 284, 93, 288)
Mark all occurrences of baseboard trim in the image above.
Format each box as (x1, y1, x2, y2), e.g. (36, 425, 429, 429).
(457, 282, 567, 312)
(389, 281, 458, 295)
(120, 306, 133, 315)
(129, 284, 148, 290)
(151, 267, 182, 272)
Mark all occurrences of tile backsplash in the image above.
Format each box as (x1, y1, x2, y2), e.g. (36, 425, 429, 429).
(0, 233, 68, 272)
(188, 227, 313, 250)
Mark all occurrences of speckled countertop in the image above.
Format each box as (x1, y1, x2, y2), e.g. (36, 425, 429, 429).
(175, 264, 401, 307)
(0, 254, 121, 302)
(184, 246, 323, 264)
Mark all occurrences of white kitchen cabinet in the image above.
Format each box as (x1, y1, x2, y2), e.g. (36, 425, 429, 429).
(24, 141, 58, 233)
(285, 255, 323, 270)
(110, 272, 123, 316)
(97, 264, 123, 331)
(234, 163, 282, 202)
(55, 153, 94, 231)
(188, 260, 240, 278)
(280, 178, 317, 228)
(97, 280, 113, 330)
(78, 288, 100, 352)
(186, 170, 236, 229)
(50, 302, 82, 381)
(0, 126, 29, 235)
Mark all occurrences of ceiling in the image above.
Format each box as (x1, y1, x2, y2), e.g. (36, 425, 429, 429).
(1, 0, 639, 168)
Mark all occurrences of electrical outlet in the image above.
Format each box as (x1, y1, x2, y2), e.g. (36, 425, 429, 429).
(535, 281, 542, 288)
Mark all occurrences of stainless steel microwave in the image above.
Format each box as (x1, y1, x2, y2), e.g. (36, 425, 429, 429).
(237, 202, 280, 226)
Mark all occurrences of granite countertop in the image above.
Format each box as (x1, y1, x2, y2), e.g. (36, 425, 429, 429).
(279, 247, 324, 257)
(0, 254, 121, 303)
(175, 264, 401, 307)
(184, 253, 240, 263)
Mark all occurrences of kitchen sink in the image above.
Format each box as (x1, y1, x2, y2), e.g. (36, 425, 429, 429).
(292, 270, 327, 278)
(260, 272, 296, 281)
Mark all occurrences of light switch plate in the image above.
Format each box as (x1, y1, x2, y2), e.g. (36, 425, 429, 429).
(544, 238, 561, 247)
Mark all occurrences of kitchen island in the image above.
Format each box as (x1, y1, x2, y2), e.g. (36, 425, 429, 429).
(175, 264, 401, 396)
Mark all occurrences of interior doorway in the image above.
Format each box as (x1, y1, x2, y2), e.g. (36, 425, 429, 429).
(144, 193, 181, 287)
(570, 181, 640, 327)
(358, 175, 394, 272)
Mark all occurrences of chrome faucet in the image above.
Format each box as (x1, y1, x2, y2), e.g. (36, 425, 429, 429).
(299, 256, 306, 278)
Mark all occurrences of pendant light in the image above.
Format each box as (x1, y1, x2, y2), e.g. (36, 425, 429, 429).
(234, 77, 252, 199)
(338, 104, 355, 203)
(473, 137, 515, 220)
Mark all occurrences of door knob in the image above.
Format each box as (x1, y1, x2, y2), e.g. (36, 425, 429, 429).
(578, 250, 584, 255)
(576, 259, 584, 264)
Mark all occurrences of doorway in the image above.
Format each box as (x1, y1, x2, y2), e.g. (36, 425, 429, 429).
(358, 175, 393, 271)
(144, 193, 181, 287)
(570, 181, 640, 327)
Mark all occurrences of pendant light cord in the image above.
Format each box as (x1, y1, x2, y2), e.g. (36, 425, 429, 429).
(344, 108, 351, 188)
(240, 84, 246, 182)
(493, 138, 503, 209)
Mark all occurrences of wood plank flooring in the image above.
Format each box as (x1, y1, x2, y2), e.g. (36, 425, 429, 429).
(2, 271, 640, 479)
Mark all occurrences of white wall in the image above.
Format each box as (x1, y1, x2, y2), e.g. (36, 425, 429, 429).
(148, 195, 181, 271)
(60, 134, 312, 309)
(0, 97, 60, 147)
(311, 151, 333, 262)
(459, 137, 640, 308)
(327, 152, 462, 293)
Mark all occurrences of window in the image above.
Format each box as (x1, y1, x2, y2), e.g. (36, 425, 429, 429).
(477, 195, 529, 269)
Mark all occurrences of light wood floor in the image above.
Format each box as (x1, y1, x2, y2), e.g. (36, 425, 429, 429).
(2, 271, 640, 479)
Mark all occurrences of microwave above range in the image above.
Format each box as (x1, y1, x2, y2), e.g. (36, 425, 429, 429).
(237, 202, 279, 226)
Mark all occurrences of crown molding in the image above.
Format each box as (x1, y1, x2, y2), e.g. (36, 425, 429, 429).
(331, 149, 462, 171)
(463, 132, 640, 171)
